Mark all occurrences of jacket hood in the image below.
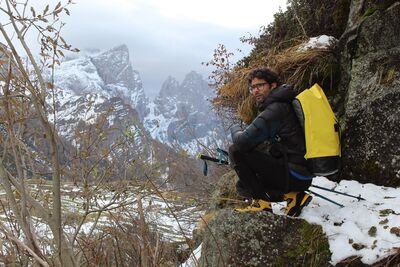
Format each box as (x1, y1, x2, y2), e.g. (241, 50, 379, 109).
(258, 84, 295, 111)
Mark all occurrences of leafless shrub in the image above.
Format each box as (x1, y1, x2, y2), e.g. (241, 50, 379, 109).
(0, 1, 203, 266)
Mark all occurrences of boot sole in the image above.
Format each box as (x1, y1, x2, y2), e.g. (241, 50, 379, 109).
(287, 195, 313, 217)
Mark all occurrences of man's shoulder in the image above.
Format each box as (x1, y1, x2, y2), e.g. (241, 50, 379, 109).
(258, 101, 292, 118)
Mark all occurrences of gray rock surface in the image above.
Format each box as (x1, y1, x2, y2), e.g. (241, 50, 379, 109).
(90, 45, 149, 119)
(339, 1, 400, 186)
(199, 208, 330, 267)
(196, 171, 331, 266)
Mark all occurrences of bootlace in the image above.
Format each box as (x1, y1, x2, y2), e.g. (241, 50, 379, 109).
(250, 199, 260, 207)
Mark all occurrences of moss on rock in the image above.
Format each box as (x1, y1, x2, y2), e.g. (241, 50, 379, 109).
(199, 210, 331, 267)
(275, 221, 331, 266)
(208, 170, 242, 210)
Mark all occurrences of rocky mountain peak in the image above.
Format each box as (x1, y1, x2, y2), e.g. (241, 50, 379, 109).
(54, 44, 149, 119)
(144, 71, 227, 154)
(180, 71, 212, 102)
(157, 71, 213, 106)
(182, 70, 203, 85)
(153, 71, 212, 116)
(159, 76, 180, 98)
(90, 44, 133, 87)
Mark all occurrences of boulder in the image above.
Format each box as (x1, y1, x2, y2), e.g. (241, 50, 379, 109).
(199, 209, 331, 267)
(197, 171, 331, 266)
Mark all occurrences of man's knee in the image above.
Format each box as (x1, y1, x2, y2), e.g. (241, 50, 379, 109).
(228, 144, 242, 164)
(229, 143, 243, 155)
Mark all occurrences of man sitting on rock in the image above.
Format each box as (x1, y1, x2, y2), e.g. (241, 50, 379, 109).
(229, 68, 312, 216)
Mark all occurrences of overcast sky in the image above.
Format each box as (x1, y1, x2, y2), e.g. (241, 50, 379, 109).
(24, 0, 288, 98)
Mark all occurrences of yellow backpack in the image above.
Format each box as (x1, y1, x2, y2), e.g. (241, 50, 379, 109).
(292, 83, 341, 179)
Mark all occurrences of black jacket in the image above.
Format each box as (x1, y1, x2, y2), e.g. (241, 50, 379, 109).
(230, 84, 307, 166)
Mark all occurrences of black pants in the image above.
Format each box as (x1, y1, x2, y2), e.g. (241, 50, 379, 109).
(229, 144, 311, 200)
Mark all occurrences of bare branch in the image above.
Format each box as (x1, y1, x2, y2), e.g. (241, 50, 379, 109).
(4, 234, 50, 267)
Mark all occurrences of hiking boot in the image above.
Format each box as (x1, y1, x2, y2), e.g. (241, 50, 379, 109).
(284, 192, 312, 217)
(234, 199, 272, 213)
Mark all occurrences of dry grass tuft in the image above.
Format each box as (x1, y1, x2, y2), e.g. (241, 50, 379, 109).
(212, 39, 337, 124)
(271, 43, 336, 92)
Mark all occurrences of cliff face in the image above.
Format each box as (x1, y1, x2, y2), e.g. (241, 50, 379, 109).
(55, 45, 149, 120)
(339, 1, 400, 186)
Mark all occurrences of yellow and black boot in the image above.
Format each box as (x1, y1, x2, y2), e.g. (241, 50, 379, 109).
(284, 191, 312, 217)
(234, 199, 272, 213)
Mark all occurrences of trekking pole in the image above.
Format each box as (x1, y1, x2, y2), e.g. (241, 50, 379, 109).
(197, 154, 228, 165)
(310, 184, 365, 201)
(308, 190, 345, 208)
(217, 148, 228, 156)
(197, 152, 229, 176)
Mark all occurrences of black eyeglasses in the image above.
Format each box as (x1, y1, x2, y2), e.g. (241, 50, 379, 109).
(249, 82, 268, 93)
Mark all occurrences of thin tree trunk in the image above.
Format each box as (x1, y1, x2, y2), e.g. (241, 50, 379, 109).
(0, 4, 76, 265)
(2, 65, 44, 260)
(137, 195, 150, 267)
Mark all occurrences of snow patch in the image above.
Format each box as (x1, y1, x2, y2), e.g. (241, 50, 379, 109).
(299, 35, 337, 51)
(301, 176, 400, 265)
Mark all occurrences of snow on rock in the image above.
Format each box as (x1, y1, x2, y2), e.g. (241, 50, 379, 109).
(301, 176, 400, 265)
(54, 57, 105, 94)
(54, 45, 149, 120)
(185, 177, 400, 266)
(299, 35, 338, 51)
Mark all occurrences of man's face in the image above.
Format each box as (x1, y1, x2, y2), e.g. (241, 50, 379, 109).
(249, 78, 276, 103)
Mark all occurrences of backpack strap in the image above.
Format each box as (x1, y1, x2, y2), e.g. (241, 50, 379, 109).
(291, 98, 305, 129)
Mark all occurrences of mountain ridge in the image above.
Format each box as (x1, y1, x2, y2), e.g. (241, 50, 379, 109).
(54, 45, 228, 156)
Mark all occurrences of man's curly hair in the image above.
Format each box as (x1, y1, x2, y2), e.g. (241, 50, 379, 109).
(247, 68, 282, 86)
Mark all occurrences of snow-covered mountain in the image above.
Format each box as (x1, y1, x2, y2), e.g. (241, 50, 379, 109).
(46, 45, 222, 188)
(144, 71, 229, 154)
(50, 45, 151, 164)
(54, 44, 149, 120)
(52, 45, 227, 156)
